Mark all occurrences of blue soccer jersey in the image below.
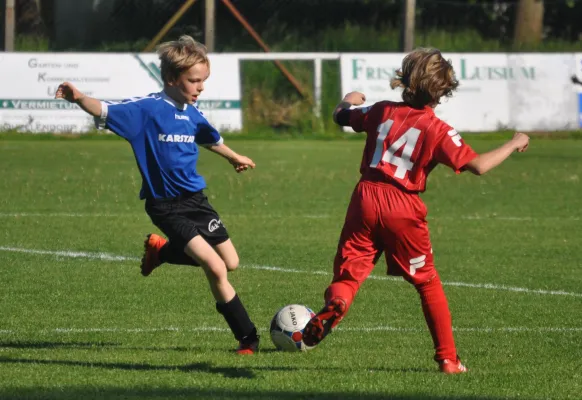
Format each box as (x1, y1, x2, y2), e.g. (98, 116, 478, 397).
(95, 92, 223, 199)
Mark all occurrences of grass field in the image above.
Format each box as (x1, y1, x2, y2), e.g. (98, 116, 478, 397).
(0, 136, 581, 399)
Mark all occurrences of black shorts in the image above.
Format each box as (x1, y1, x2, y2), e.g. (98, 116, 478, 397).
(145, 191, 229, 249)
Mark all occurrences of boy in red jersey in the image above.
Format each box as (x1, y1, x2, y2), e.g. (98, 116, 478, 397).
(302, 48, 530, 374)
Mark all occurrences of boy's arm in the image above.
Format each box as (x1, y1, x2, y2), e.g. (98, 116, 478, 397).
(465, 132, 529, 175)
(57, 81, 146, 141)
(55, 82, 102, 117)
(204, 143, 256, 173)
(333, 91, 367, 126)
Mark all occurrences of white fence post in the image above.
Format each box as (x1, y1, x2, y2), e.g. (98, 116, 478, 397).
(314, 57, 323, 117)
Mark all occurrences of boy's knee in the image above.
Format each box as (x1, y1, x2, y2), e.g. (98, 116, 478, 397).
(225, 255, 239, 271)
(203, 260, 229, 281)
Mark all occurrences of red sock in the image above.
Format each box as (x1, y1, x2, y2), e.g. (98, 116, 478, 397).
(325, 280, 358, 312)
(414, 274, 457, 362)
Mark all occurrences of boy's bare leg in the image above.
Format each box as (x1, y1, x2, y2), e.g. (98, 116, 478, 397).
(213, 239, 240, 272)
(184, 236, 235, 302)
(184, 236, 258, 352)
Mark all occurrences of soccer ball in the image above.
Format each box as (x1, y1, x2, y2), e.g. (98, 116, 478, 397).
(270, 304, 316, 352)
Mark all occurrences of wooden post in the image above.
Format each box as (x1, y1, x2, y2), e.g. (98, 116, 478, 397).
(402, 0, 416, 52)
(143, 0, 198, 52)
(4, 0, 15, 51)
(220, 0, 306, 97)
(205, 0, 215, 52)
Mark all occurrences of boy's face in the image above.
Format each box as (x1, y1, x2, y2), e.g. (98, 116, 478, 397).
(168, 62, 210, 105)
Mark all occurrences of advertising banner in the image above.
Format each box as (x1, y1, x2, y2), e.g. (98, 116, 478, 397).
(0, 53, 242, 133)
(340, 53, 579, 132)
(575, 53, 582, 128)
(507, 54, 577, 131)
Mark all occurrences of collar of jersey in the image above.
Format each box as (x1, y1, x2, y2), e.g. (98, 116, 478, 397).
(160, 91, 188, 111)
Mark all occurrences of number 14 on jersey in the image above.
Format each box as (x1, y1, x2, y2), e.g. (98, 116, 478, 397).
(370, 119, 421, 179)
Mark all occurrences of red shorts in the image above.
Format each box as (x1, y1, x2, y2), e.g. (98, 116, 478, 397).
(333, 180, 436, 286)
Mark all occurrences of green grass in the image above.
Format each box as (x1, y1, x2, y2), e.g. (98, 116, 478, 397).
(0, 137, 581, 399)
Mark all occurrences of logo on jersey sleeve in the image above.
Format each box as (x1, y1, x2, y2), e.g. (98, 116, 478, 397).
(447, 129, 463, 147)
(158, 134, 195, 143)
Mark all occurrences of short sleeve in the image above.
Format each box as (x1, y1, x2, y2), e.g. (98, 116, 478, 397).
(349, 104, 374, 132)
(435, 128, 478, 173)
(95, 100, 146, 141)
(195, 119, 223, 147)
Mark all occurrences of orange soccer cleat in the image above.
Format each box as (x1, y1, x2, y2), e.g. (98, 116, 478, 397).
(439, 357, 468, 374)
(140, 233, 167, 277)
(302, 298, 347, 347)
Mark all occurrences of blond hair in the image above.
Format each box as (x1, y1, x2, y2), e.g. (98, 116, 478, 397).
(157, 35, 209, 83)
(390, 48, 458, 108)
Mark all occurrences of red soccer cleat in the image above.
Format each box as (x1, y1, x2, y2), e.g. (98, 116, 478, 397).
(439, 357, 468, 374)
(236, 333, 260, 355)
(140, 233, 167, 277)
(302, 298, 347, 347)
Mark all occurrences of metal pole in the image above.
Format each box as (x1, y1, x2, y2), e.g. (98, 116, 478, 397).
(5, 0, 15, 51)
(205, 0, 215, 52)
(143, 0, 198, 52)
(402, 0, 416, 52)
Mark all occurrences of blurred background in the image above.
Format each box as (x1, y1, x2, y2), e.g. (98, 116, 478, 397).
(4, 0, 582, 52)
(1, 0, 581, 134)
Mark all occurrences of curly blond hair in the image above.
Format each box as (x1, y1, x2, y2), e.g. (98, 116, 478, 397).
(390, 48, 459, 108)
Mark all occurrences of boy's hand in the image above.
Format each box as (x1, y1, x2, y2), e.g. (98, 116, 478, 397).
(55, 82, 84, 103)
(512, 132, 530, 153)
(230, 155, 256, 173)
(342, 91, 366, 106)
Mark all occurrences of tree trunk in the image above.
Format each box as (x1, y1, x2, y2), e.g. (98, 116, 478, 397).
(514, 0, 544, 46)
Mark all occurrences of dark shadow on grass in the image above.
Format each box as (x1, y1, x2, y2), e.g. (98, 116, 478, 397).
(0, 387, 513, 400)
(105, 345, 205, 352)
(0, 354, 438, 376)
(0, 341, 211, 353)
(0, 341, 120, 349)
(0, 357, 258, 379)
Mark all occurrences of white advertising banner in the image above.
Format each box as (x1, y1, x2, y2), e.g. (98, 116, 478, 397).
(575, 53, 582, 128)
(507, 54, 577, 131)
(341, 53, 579, 132)
(0, 53, 242, 133)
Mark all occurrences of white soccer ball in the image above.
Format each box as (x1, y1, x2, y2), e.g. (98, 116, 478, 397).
(270, 304, 316, 352)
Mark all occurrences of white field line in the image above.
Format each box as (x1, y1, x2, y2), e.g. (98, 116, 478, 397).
(0, 213, 332, 219)
(0, 247, 137, 262)
(0, 326, 580, 336)
(1, 246, 581, 299)
(0, 213, 138, 218)
(245, 265, 582, 297)
(0, 212, 579, 222)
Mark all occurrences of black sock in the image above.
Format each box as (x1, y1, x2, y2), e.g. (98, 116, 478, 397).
(216, 294, 257, 341)
(158, 242, 200, 266)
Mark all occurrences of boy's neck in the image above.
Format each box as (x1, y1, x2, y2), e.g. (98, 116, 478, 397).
(162, 87, 188, 110)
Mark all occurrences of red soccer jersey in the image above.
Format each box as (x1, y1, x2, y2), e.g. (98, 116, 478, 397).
(349, 101, 477, 192)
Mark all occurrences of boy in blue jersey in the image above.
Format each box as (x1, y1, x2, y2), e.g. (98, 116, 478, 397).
(55, 35, 260, 354)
